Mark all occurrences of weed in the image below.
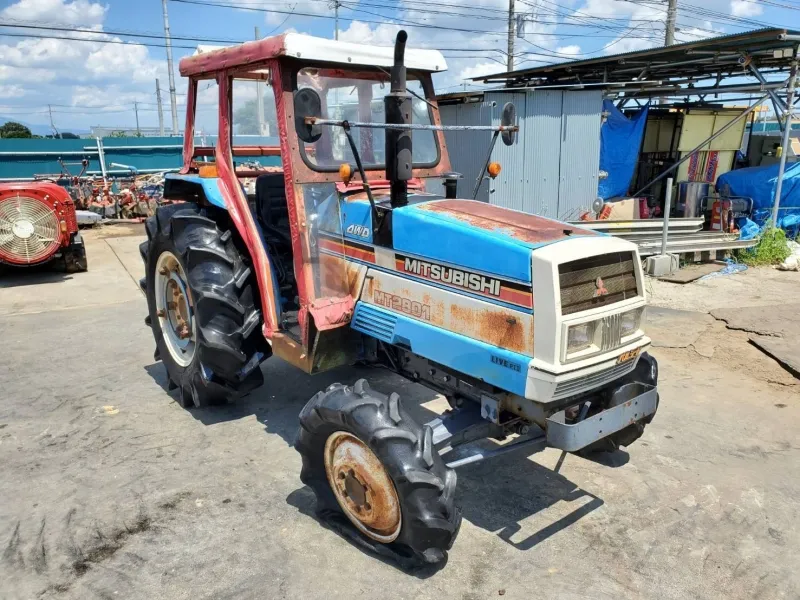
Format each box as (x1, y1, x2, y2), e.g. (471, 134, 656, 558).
(735, 227, 792, 266)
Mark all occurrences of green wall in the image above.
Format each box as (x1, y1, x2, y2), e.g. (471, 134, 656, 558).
(0, 136, 281, 181)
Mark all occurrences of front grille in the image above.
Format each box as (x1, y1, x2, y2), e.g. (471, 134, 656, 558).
(600, 313, 622, 352)
(552, 360, 637, 400)
(559, 251, 638, 315)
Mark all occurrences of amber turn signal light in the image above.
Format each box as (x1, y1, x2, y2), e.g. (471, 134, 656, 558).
(487, 162, 502, 178)
(199, 164, 218, 178)
(339, 163, 352, 183)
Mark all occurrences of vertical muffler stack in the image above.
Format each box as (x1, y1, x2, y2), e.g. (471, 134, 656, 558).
(385, 30, 411, 208)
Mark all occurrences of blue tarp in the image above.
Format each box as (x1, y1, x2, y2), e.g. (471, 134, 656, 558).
(715, 161, 800, 227)
(597, 100, 649, 200)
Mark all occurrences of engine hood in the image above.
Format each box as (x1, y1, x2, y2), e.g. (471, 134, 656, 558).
(391, 199, 598, 283)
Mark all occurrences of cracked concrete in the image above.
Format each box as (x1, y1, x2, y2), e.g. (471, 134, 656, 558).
(710, 305, 800, 339)
(646, 307, 714, 349)
(1, 227, 799, 600)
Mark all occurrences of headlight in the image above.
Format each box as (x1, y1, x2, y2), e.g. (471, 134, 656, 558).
(567, 321, 596, 353)
(620, 307, 644, 338)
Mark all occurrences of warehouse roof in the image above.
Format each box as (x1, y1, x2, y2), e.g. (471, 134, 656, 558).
(473, 28, 800, 89)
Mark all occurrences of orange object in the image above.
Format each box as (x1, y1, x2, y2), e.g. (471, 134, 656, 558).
(710, 200, 732, 232)
(199, 164, 218, 178)
(339, 163, 352, 183)
(487, 162, 502, 178)
(599, 203, 613, 220)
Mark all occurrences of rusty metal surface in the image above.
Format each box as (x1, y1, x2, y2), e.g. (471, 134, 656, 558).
(180, 35, 286, 77)
(324, 431, 401, 543)
(215, 72, 279, 337)
(450, 304, 529, 355)
(180, 78, 197, 173)
(271, 332, 313, 372)
(309, 296, 355, 331)
(365, 269, 534, 356)
(418, 199, 597, 245)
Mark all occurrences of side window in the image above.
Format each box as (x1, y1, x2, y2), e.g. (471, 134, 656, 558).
(195, 77, 220, 147)
(232, 78, 277, 144)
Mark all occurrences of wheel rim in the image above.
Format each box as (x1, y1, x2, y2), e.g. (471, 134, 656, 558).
(154, 250, 196, 367)
(324, 431, 402, 543)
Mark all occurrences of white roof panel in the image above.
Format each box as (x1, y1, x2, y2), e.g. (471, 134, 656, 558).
(191, 34, 447, 72)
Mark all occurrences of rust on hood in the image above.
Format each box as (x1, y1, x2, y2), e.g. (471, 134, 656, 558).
(418, 199, 597, 245)
(449, 303, 532, 356)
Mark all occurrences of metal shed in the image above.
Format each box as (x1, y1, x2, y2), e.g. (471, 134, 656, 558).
(437, 89, 603, 221)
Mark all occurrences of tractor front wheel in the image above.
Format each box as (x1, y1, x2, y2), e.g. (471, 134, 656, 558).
(296, 380, 461, 568)
(140, 203, 267, 407)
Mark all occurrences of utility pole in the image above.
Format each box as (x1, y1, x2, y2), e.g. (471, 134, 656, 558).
(507, 0, 516, 72)
(134, 101, 141, 136)
(665, 0, 677, 46)
(329, 1, 340, 40)
(161, 0, 180, 135)
(156, 79, 165, 137)
(48, 104, 60, 139)
(255, 26, 266, 136)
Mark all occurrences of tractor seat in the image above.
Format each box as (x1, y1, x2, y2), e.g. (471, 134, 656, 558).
(255, 173, 291, 248)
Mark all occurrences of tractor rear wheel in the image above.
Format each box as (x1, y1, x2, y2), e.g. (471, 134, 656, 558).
(140, 203, 267, 407)
(296, 379, 461, 568)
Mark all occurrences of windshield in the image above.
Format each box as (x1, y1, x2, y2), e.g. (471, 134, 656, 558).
(297, 67, 439, 171)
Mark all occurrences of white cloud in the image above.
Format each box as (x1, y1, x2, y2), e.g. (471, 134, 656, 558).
(730, 0, 763, 17)
(338, 20, 402, 47)
(0, 0, 107, 25)
(675, 22, 723, 43)
(69, 85, 150, 108)
(556, 45, 582, 57)
(0, 85, 27, 99)
(457, 62, 503, 82)
(263, 0, 338, 26)
(0, 64, 57, 83)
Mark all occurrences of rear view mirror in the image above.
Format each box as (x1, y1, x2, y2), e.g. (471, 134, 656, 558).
(294, 88, 322, 143)
(501, 102, 516, 146)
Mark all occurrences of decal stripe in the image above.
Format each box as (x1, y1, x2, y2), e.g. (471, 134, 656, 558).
(318, 236, 376, 264)
(318, 234, 533, 311)
(394, 254, 533, 309)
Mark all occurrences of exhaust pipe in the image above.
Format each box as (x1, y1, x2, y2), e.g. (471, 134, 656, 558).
(385, 30, 411, 208)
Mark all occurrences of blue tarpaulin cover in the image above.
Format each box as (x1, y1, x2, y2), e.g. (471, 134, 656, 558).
(597, 100, 649, 200)
(716, 162, 800, 227)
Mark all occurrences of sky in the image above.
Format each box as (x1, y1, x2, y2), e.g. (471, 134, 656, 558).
(0, 0, 797, 133)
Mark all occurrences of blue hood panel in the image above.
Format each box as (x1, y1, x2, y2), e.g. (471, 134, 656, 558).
(392, 199, 597, 283)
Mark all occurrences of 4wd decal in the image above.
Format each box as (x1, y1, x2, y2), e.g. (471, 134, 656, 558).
(395, 254, 533, 309)
(346, 224, 370, 238)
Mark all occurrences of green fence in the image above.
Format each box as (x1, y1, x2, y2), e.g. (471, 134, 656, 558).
(0, 136, 281, 181)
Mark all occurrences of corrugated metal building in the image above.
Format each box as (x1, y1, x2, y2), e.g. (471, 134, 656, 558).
(437, 90, 603, 221)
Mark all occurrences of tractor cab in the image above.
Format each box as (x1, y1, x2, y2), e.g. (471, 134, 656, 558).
(172, 33, 468, 371)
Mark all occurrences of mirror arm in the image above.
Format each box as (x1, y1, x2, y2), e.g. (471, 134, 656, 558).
(472, 130, 500, 200)
(342, 121, 381, 232)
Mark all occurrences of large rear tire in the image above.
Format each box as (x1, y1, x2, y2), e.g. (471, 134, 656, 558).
(140, 203, 268, 407)
(296, 379, 461, 569)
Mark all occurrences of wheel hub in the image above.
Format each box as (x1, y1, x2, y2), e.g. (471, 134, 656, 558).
(324, 431, 401, 543)
(154, 251, 196, 367)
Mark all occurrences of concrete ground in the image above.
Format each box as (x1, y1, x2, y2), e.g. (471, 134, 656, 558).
(1, 226, 798, 600)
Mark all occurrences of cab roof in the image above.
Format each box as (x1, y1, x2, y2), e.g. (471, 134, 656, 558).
(180, 33, 448, 77)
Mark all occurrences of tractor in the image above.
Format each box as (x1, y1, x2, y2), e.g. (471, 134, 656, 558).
(139, 31, 659, 567)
